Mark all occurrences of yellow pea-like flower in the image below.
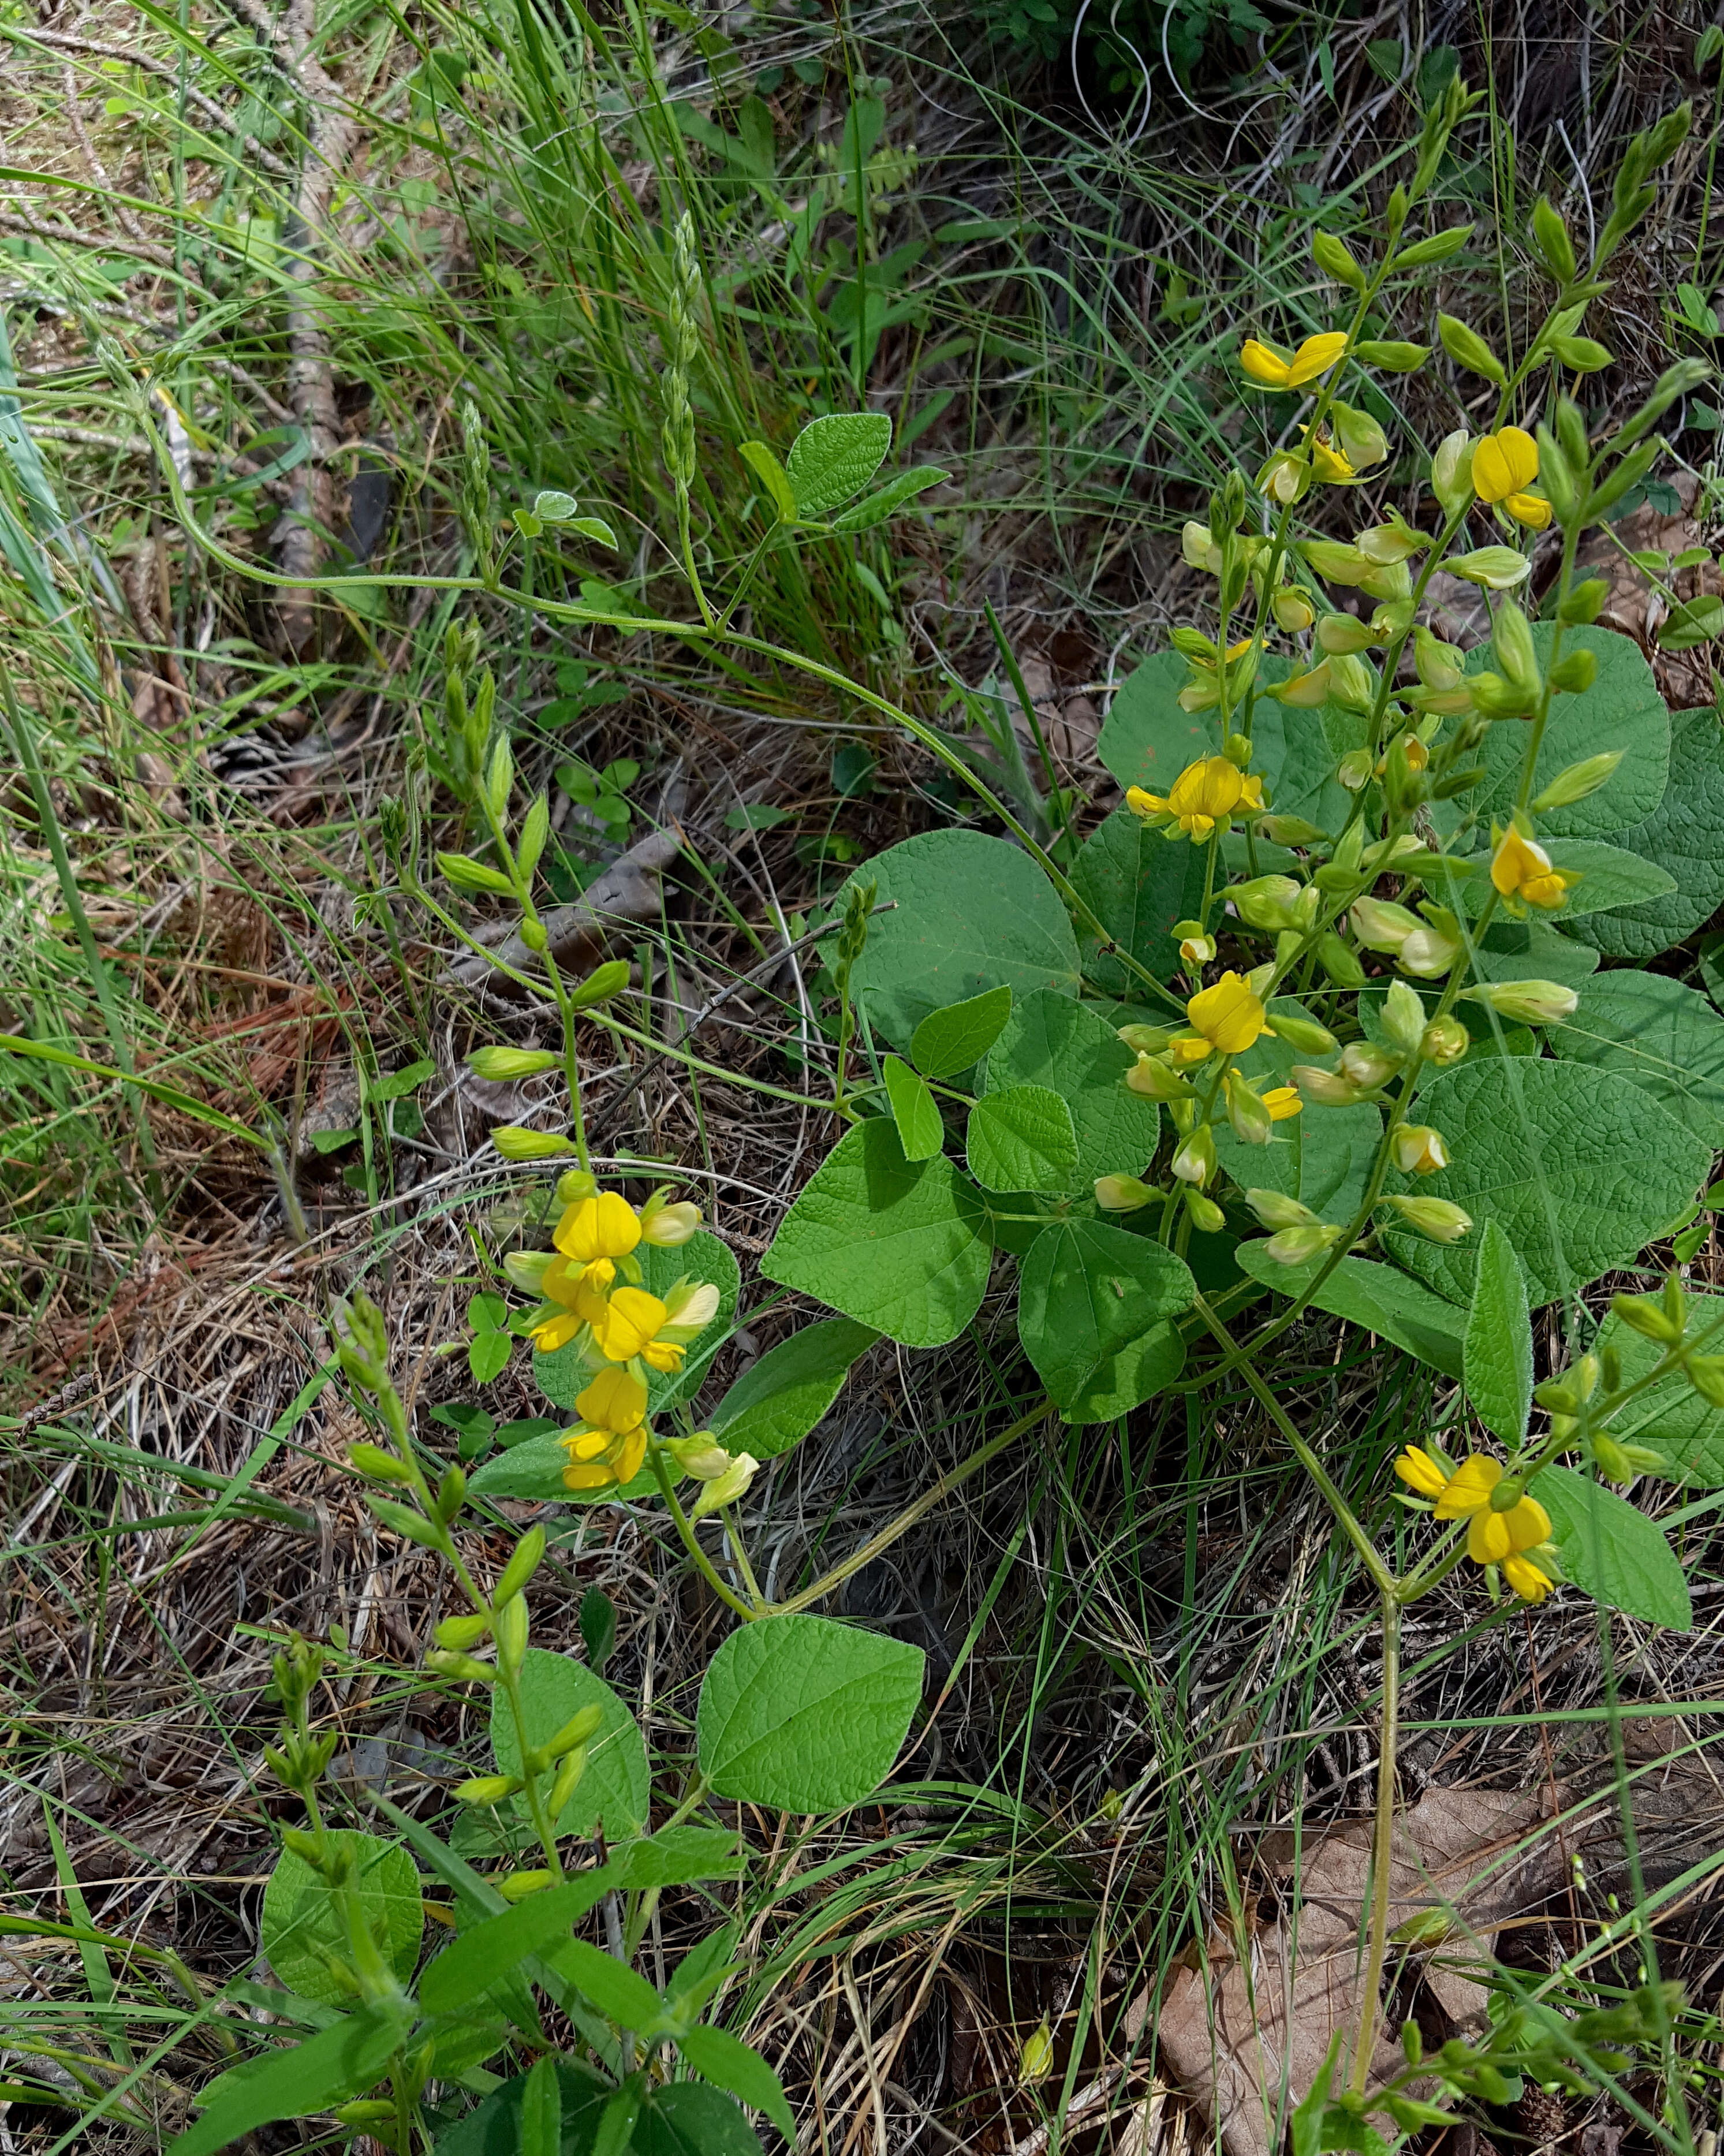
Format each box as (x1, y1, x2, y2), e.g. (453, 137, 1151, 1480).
(1185, 971, 1272, 1057)
(1470, 427, 1551, 529)
(1239, 331, 1349, 390)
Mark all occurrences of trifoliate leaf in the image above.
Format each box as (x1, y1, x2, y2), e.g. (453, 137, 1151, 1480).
(785, 411, 892, 517)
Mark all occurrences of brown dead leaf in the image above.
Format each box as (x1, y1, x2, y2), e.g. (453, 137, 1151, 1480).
(1152, 1787, 1586, 2156)
(1573, 473, 1721, 710)
(449, 826, 682, 988)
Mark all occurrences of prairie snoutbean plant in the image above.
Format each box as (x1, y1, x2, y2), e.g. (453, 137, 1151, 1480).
(143, 80, 1724, 2156)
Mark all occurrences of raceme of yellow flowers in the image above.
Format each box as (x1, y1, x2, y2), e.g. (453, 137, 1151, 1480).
(506, 1180, 757, 1509)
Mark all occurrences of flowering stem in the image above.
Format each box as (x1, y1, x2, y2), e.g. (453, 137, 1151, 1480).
(649, 1445, 760, 1620)
(1350, 1586, 1401, 2095)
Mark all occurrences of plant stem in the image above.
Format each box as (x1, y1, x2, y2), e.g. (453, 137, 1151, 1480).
(649, 1445, 759, 1619)
(1351, 1587, 1401, 2095)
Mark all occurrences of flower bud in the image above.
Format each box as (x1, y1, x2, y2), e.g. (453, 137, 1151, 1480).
(1245, 1188, 1321, 1230)
(1591, 1435, 1637, 1483)
(640, 1197, 702, 1246)
(1182, 520, 1222, 573)
(520, 919, 549, 953)
(570, 958, 632, 1009)
(1547, 649, 1598, 695)
(1465, 979, 1580, 1024)
(1382, 979, 1427, 1058)
(1318, 932, 1367, 989)
(1126, 1053, 1195, 1102)
(1224, 1069, 1275, 1146)
(1117, 1024, 1172, 1055)
(1687, 1353, 1724, 1408)
(1413, 625, 1465, 691)
(348, 1443, 415, 1483)
(503, 1249, 554, 1292)
(493, 1524, 546, 1605)
(1421, 1017, 1470, 1065)
(1294, 1064, 1366, 1106)
(1095, 1174, 1156, 1212)
(668, 1431, 735, 1478)
(427, 1650, 498, 1685)
(548, 1748, 589, 1820)
(494, 1591, 529, 1673)
(497, 1870, 556, 1902)
(1341, 1042, 1402, 1089)
(1317, 613, 1377, 655)
(1263, 1224, 1344, 1265)
(691, 1452, 760, 1519)
(1170, 626, 1218, 659)
(1610, 1292, 1684, 1344)
(467, 1046, 561, 1081)
(1221, 733, 1252, 769)
(1229, 875, 1302, 930)
(1303, 539, 1372, 585)
(1349, 896, 1417, 952)
(1177, 925, 1218, 966)
(1184, 1188, 1227, 1234)
(1171, 1124, 1216, 1187)
(1326, 653, 1375, 713)
(1532, 750, 1622, 812)
(1492, 599, 1539, 691)
(1272, 587, 1315, 631)
(454, 1774, 524, 1806)
(1382, 1194, 1474, 1243)
(1259, 815, 1328, 846)
(1396, 925, 1462, 978)
(1337, 748, 1374, 790)
(492, 1125, 580, 1161)
(556, 1169, 599, 1204)
(1392, 1124, 1450, 1175)
(1432, 429, 1474, 514)
(1558, 579, 1607, 625)
(544, 1705, 604, 1758)
(1267, 1010, 1338, 1055)
(1269, 662, 1331, 707)
(436, 1610, 492, 1650)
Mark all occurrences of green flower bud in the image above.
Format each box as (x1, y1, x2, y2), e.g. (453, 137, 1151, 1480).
(1262, 1224, 1343, 1265)
(1245, 1188, 1321, 1231)
(1258, 815, 1328, 846)
(1609, 1292, 1684, 1343)
(571, 958, 630, 1009)
(1431, 429, 1474, 515)
(491, 1125, 580, 1161)
(1184, 1188, 1227, 1234)
(1532, 748, 1619, 810)
(1686, 1353, 1724, 1407)
(1341, 1041, 1401, 1089)
(455, 1773, 524, 1806)
(1491, 599, 1539, 690)
(1382, 1193, 1474, 1243)
(1171, 1124, 1216, 1187)
(556, 1169, 599, 1204)
(548, 1748, 589, 1820)
(427, 1649, 498, 1685)
(1421, 1017, 1469, 1065)
(1558, 578, 1608, 625)
(435, 1610, 492, 1650)
(1229, 875, 1302, 930)
(1317, 932, 1367, 989)
(1266, 1010, 1339, 1055)
(1094, 1174, 1156, 1213)
(520, 917, 549, 953)
(1224, 1069, 1275, 1146)
(1446, 547, 1533, 592)
(348, 1443, 415, 1484)
(467, 1046, 561, 1080)
(1317, 613, 1377, 655)
(1382, 978, 1427, 1059)
(1465, 979, 1580, 1024)
(494, 1592, 529, 1672)
(1117, 1024, 1172, 1055)
(493, 1525, 547, 1605)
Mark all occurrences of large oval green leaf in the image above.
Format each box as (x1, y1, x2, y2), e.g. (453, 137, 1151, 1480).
(1380, 1057, 1711, 1307)
(1098, 650, 1288, 796)
(1018, 1219, 1194, 1422)
(1213, 997, 1382, 1224)
(965, 1083, 1077, 1192)
(696, 1613, 924, 1811)
(1069, 807, 1209, 997)
(1567, 706, 1724, 960)
(762, 1119, 991, 1346)
(830, 829, 1080, 1050)
(708, 1316, 878, 1460)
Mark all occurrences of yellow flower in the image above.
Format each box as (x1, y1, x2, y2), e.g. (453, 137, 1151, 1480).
(528, 1258, 613, 1352)
(553, 1190, 641, 1295)
(1300, 425, 1355, 484)
(1490, 826, 1580, 912)
(1470, 427, 1551, 531)
(1185, 971, 1272, 1058)
(561, 1366, 650, 1491)
(1392, 1125, 1449, 1175)
(1395, 1448, 1555, 1600)
(1261, 1085, 1303, 1121)
(593, 1281, 721, 1373)
(1127, 756, 1261, 841)
(1240, 331, 1349, 390)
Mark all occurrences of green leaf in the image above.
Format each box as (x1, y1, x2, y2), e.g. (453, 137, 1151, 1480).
(761, 1119, 991, 1347)
(1442, 842, 1676, 919)
(1098, 650, 1286, 800)
(909, 985, 1013, 1079)
(569, 516, 618, 549)
(1587, 1290, 1724, 1483)
(1068, 807, 1211, 995)
(696, 1613, 924, 1811)
(551, 1938, 663, 2031)
(1439, 627, 1670, 842)
(609, 1826, 748, 1890)
(1464, 1220, 1533, 1442)
(784, 412, 892, 517)
(469, 1432, 659, 1506)
(882, 1054, 943, 1161)
(167, 2004, 408, 2156)
(535, 1230, 738, 1412)
(430, 2060, 613, 2156)
(980, 989, 1160, 1189)
(634, 2084, 765, 2156)
(737, 440, 797, 523)
(1229, 1247, 1466, 1378)
(1568, 708, 1724, 960)
(708, 1317, 878, 1460)
(259, 1832, 423, 2008)
(1468, 914, 1601, 986)
(1549, 970, 1724, 1144)
(965, 1084, 1077, 1193)
(676, 2027, 794, 2145)
(1535, 1466, 1692, 1629)
(419, 1871, 617, 2016)
(469, 1330, 512, 1386)
(491, 1649, 648, 1837)
(1212, 998, 1382, 1225)
(1381, 1058, 1713, 1307)
(1018, 1220, 1194, 1422)
(521, 2055, 561, 2156)
(828, 830, 1081, 1051)
(830, 465, 948, 530)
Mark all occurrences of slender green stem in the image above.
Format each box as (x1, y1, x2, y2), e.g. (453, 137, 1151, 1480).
(648, 1445, 758, 1618)
(1350, 1588, 1401, 2094)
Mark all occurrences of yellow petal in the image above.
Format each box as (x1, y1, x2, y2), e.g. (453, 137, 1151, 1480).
(1468, 1509, 1511, 1564)
(1126, 786, 1169, 819)
(594, 1286, 667, 1362)
(1503, 1553, 1553, 1602)
(1286, 331, 1349, 387)
(1506, 491, 1552, 531)
(1472, 426, 1538, 505)
(575, 1364, 648, 1434)
(1506, 1494, 1551, 1551)
(530, 1310, 582, 1353)
(1395, 1445, 1450, 1499)
(1435, 1454, 1501, 1519)
(1240, 339, 1293, 387)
